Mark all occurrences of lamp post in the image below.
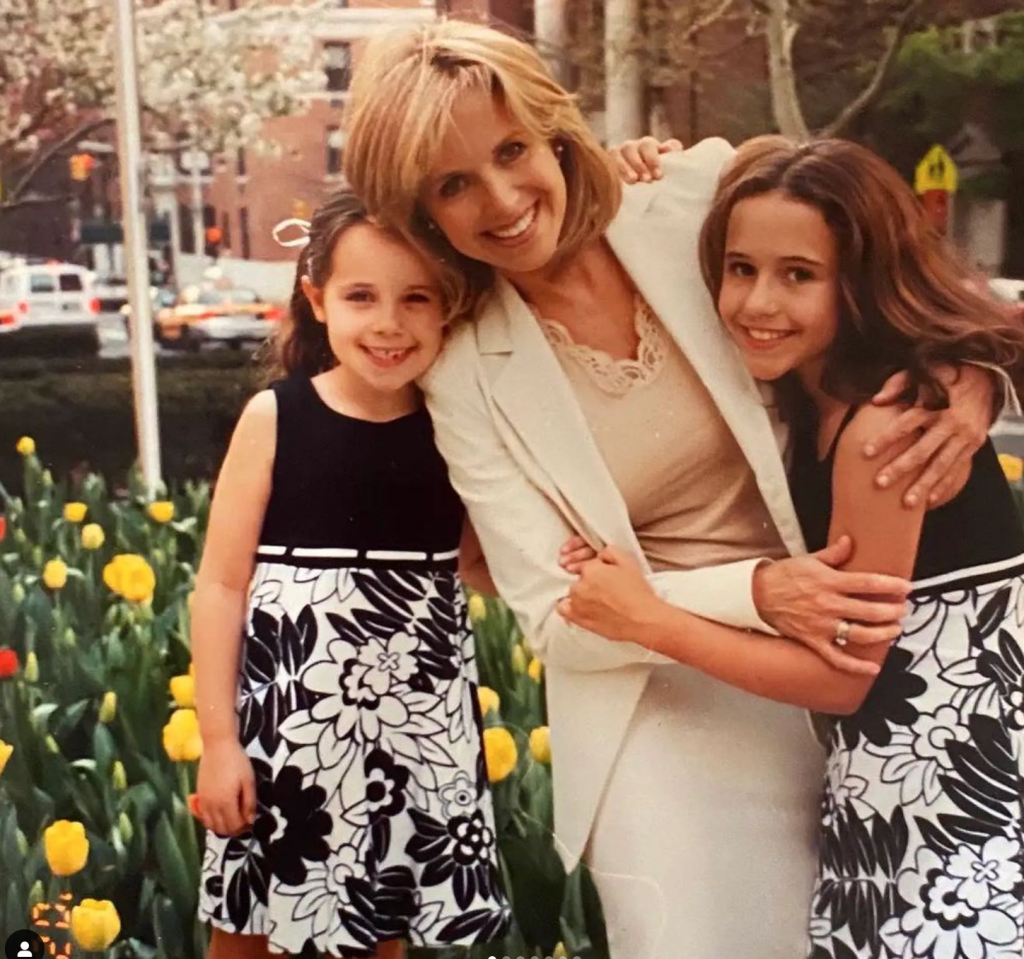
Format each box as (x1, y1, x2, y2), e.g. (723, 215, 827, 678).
(111, 0, 163, 493)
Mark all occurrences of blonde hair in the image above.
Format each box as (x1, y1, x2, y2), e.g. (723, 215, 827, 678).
(344, 18, 621, 318)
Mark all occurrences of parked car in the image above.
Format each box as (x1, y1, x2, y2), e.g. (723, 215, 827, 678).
(0, 261, 100, 355)
(989, 277, 1024, 321)
(155, 284, 281, 351)
(92, 275, 130, 313)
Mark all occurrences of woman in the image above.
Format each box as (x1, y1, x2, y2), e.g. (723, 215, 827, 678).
(341, 21, 1001, 959)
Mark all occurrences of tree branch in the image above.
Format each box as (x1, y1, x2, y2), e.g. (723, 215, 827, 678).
(681, 0, 742, 44)
(819, 0, 934, 137)
(7, 116, 114, 204)
(0, 192, 74, 216)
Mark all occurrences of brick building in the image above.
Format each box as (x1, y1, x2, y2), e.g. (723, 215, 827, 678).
(199, 0, 532, 265)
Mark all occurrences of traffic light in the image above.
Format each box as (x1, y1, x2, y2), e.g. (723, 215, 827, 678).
(69, 153, 96, 181)
(204, 225, 223, 259)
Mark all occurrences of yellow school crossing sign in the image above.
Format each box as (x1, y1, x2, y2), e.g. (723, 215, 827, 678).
(914, 145, 958, 195)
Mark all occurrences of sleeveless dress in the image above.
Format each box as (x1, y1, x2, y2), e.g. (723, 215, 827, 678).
(197, 376, 511, 957)
(790, 409, 1024, 959)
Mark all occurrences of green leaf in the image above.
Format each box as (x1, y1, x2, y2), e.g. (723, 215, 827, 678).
(153, 813, 195, 915)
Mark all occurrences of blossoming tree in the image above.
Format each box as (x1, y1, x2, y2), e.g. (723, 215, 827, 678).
(0, 0, 325, 215)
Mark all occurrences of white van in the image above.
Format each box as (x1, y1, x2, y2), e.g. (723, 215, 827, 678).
(0, 261, 101, 354)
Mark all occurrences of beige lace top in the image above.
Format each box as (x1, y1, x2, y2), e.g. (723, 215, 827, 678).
(540, 298, 787, 572)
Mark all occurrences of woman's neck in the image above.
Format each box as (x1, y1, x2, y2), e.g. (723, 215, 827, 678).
(797, 359, 850, 457)
(500, 238, 627, 315)
(313, 367, 420, 422)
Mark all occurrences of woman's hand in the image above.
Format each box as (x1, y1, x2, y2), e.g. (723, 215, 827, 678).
(557, 546, 658, 641)
(752, 537, 910, 675)
(559, 534, 599, 573)
(196, 738, 256, 837)
(609, 136, 684, 184)
(867, 365, 995, 507)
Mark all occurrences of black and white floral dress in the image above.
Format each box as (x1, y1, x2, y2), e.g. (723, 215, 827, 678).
(197, 376, 511, 957)
(791, 411, 1024, 959)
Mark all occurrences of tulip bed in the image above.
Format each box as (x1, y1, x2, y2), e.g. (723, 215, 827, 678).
(0, 441, 607, 959)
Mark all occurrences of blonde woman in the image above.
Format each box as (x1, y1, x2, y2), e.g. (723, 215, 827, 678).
(342, 21, 1001, 959)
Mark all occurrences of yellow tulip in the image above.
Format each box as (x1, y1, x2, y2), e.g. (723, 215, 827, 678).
(44, 735, 60, 754)
(483, 726, 518, 783)
(42, 558, 68, 590)
(24, 651, 39, 683)
(99, 691, 117, 724)
(103, 554, 156, 603)
(44, 820, 90, 876)
(511, 644, 527, 673)
(529, 726, 552, 764)
(162, 708, 203, 762)
(477, 686, 501, 717)
(63, 502, 87, 523)
(169, 674, 195, 708)
(81, 523, 105, 550)
(71, 898, 121, 952)
(15, 436, 35, 456)
(147, 501, 175, 524)
(111, 760, 127, 791)
(467, 593, 487, 622)
(999, 453, 1023, 484)
(553, 942, 569, 959)
(0, 739, 12, 775)
(527, 656, 544, 683)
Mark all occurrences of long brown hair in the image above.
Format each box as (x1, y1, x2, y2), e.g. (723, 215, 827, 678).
(699, 135, 1024, 409)
(271, 188, 372, 378)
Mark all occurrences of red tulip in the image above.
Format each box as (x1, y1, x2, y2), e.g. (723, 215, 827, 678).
(0, 648, 19, 678)
(187, 794, 202, 819)
(0, 516, 6, 541)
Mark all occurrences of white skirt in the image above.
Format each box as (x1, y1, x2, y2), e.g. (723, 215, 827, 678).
(585, 662, 824, 959)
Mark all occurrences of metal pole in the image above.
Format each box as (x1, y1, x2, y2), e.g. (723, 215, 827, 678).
(111, 0, 162, 492)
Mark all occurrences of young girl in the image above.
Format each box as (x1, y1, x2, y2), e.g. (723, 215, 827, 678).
(558, 137, 1024, 958)
(191, 189, 511, 959)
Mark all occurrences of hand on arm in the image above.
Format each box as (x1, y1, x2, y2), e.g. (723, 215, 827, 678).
(557, 407, 926, 713)
(192, 390, 275, 836)
(867, 365, 995, 507)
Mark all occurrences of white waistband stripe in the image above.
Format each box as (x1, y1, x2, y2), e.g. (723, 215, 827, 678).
(292, 547, 359, 559)
(257, 545, 460, 563)
(912, 551, 1024, 592)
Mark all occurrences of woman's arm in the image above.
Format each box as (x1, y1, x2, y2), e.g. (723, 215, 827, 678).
(560, 406, 927, 713)
(192, 391, 276, 746)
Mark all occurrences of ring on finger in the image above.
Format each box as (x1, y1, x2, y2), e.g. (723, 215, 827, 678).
(833, 619, 852, 647)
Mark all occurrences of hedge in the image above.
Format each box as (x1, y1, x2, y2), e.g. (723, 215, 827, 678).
(0, 353, 265, 494)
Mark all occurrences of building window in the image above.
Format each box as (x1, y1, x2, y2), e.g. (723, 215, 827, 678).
(326, 127, 344, 176)
(324, 41, 351, 93)
(240, 206, 251, 260)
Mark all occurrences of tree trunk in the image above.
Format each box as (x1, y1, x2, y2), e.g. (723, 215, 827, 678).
(764, 0, 810, 140)
(604, 0, 644, 144)
(534, 0, 569, 85)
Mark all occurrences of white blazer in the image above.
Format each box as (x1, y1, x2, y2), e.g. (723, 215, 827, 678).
(422, 138, 809, 872)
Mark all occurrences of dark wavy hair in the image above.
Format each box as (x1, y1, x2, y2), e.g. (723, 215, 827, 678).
(699, 135, 1024, 410)
(270, 188, 371, 378)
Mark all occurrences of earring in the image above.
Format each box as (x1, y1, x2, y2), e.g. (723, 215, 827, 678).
(426, 219, 440, 233)
(554, 141, 565, 158)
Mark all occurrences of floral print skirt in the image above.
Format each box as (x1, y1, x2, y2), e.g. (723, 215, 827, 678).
(809, 554, 1024, 959)
(197, 556, 511, 957)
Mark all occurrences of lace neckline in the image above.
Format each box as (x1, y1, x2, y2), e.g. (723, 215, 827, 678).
(538, 296, 668, 396)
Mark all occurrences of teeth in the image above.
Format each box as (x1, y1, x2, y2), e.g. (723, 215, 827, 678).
(491, 206, 536, 239)
(747, 328, 791, 341)
(367, 347, 409, 360)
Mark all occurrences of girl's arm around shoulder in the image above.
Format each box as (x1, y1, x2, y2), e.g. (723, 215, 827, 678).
(824, 404, 928, 710)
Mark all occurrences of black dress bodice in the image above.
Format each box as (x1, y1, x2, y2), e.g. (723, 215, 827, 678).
(258, 376, 464, 554)
(789, 407, 1024, 582)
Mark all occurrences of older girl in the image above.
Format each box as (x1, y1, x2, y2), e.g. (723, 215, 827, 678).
(562, 137, 1024, 958)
